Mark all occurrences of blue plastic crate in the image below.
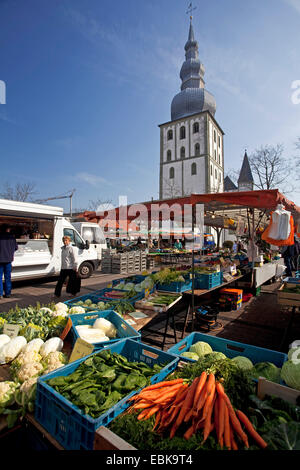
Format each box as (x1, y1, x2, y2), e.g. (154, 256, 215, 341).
(34, 339, 179, 450)
(167, 332, 288, 369)
(283, 276, 300, 284)
(98, 288, 145, 304)
(194, 271, 223, 289)
(64, 289, 111, 307)
(69, 310, 141, 349)
(112, 274, 148, 286)
(156, 279, 192, 293)
(65, 288, 144, 308)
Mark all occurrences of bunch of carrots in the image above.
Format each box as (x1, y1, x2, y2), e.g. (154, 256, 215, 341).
(127, 372, 268, 450)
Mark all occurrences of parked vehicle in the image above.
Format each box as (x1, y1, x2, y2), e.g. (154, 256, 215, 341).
(71, 221, 107, 261)
(0, 199, 99, 280)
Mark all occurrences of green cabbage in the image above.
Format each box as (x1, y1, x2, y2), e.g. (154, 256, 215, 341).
(205, 351, 227, 361)
(280, 360, 300, 390)
(181, 351, 199, 361)
(189, 341, 213, 357)
(231, 356, 254, 370)
(251, 361, 281, 383)
(97, 302, 106, 310)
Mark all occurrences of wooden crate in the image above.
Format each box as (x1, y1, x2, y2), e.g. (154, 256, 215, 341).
(94, 426, 136, 450)
(277, 283, 300, 306)
(257, 377, 300, 405)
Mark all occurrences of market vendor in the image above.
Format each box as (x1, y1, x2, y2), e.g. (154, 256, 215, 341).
(173, 239, 183, 250)
(0, 224, 18, 299)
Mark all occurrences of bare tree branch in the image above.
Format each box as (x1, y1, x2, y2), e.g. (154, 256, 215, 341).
(248, 144, 294, 193)
(0, 181, 37, 201)
(88, 198, 114, 212)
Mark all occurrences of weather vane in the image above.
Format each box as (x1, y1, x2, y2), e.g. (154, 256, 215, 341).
(186, 2, 197, 19)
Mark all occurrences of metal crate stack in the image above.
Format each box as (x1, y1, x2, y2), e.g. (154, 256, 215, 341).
(101, 249, 112, 273)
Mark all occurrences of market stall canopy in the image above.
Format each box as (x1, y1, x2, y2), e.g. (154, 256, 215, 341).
(80, 189, 300, 224)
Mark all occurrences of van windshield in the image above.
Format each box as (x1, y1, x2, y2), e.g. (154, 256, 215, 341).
(82, 226, 105, 244)
(63, 228, 84, 248)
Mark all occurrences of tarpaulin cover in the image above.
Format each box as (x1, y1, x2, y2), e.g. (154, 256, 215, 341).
(80, 189, 300, 223)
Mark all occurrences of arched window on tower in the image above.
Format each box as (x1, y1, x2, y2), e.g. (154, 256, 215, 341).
(193, 122, 199, 133)
(167, 129, 173, 140)
(166, 150, 172, 162)
(180, 126, 186, 139)
(195, 143, 200, 156)
(191, 163, 197, 175)
(180, 147, 185, 159)
(169, 167, 174, 179)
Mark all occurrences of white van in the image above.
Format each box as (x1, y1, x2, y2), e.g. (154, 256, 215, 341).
(0, 199, 99, 280)
(71, 221, 107, 261)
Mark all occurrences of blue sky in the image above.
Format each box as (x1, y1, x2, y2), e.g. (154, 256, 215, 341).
(0, 0, 300, 211)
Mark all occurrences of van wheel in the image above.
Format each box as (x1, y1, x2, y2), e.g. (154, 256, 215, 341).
(79, 262, 94, 279)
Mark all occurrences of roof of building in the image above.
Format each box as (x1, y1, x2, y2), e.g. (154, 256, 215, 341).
(224, 176, 238, 191)
(238, 151, 254, 184)
(170, 19, 216, 121)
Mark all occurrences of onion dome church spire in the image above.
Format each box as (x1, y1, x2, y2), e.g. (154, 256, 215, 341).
(171, 17, 217, 121)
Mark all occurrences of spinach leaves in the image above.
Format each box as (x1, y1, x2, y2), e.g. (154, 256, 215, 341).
(46, 349, 163, 419)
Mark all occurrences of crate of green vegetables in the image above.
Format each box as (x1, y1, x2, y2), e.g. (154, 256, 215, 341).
(167, 332, 287, 385)
(69, 310, 141, 349)
(34, 339, 179, 450)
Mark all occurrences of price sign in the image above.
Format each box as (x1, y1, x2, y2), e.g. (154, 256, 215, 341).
(219, 257, 226, 266)
(69, 338, 94, 363)
(3, 323, 20, 339)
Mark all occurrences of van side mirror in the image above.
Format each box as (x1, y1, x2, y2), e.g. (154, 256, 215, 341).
(85, 240, 90, 250)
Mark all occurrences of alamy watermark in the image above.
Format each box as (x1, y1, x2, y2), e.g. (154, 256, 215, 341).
(0, 80, 6, 104)
(92, 195, 205, 243)
(291, 80, 300, 105)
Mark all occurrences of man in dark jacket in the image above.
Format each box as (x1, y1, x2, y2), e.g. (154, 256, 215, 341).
(0, 225, 18, 298)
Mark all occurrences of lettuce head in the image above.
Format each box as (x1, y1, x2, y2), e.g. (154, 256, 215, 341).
(189, 341, 213, 357)
(251, 361, 281, 383)
(231, 356, 254, 370)
(280, 360, 300, 390)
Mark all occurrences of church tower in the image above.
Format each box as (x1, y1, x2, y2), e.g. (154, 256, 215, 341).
(238, 150, 254, 191)
(159, 17, 224, 199)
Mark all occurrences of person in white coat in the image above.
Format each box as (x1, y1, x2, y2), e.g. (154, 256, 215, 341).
(54, 235, 78, 297)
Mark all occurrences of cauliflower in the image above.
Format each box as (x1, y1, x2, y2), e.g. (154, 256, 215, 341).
(0, 381, 18, 409)
(15, 377, 37, 412)
(54, 302, 69, 313)
(41, 351, 67, 375)
(11, 350, 42, 378)
(19, 377, 38, 395)
(43, 363, 64, 375)
(42, 351, 67, 368)
(69, 306, 86, 315)
(16, 361, 44, 383)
